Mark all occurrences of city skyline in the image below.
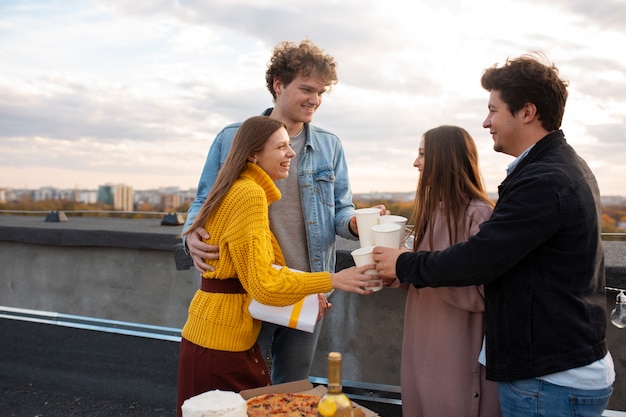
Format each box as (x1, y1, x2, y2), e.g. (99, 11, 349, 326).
(3, 184, 626, 201)
(1, 1, 625, 195)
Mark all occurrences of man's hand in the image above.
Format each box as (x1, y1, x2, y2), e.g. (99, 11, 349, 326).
(186, 227, 219, 274)
(373, 246, 408, 282)
(349, 204, 391, 235)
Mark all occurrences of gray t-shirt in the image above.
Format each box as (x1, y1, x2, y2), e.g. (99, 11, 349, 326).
(269, 128, 310, 272)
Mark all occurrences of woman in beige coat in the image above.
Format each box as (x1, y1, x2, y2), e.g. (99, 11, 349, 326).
(398, 126, 501, 417)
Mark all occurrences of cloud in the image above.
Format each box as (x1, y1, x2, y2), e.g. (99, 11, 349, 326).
(0, 0, 625, 196)
(530, 0, 626, 32)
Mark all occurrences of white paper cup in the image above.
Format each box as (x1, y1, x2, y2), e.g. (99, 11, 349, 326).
(351, 245, 383, 291)
(355, 207, 380, 247)
(372, 223, 402, 248)
(379, 215, 408, 228)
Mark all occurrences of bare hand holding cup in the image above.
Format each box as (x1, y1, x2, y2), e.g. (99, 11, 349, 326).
(330, 264, 377, 295)
(373, 246, 410, 280)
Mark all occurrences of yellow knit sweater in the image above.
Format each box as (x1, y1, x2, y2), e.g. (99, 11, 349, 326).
(181, 163, 333, 352)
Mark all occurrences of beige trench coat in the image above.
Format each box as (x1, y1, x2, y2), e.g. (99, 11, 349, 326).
(399, 200, 501, 417)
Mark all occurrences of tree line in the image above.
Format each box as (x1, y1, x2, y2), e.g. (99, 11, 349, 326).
(354, 198, 626, 238)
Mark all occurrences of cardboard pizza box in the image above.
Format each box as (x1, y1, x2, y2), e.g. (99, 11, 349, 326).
(240, 379, 316, 400)
(240, 379, 378, 417)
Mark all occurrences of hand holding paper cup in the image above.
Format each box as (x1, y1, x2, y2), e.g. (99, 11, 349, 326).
(351, 245, 383, 291)
(355, 207, 380, 247)
(372, 223, 402, 248)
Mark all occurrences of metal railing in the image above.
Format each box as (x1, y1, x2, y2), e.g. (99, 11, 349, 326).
(0, 306, 182, 342)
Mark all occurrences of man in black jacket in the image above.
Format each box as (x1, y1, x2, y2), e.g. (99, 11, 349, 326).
(374, 53, 614, 417)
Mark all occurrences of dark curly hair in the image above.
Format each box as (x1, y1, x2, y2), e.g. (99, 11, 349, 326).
(481, 52, 569, 131)
(265, 39, 338, 100)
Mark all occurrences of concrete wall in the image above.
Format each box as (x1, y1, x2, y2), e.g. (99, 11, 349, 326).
(0, 241, 196, 327)
(0, 214, 624, 411)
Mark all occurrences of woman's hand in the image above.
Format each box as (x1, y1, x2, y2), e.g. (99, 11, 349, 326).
(330, 264, 378, 295)
(317, 293, 332, 321)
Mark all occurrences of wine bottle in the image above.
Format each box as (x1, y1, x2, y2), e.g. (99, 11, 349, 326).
(317, 352, 353, 417)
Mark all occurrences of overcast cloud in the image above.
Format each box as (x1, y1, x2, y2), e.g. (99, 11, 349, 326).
(0, 0, 625, 195)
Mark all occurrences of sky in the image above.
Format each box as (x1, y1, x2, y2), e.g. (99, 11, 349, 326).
(1, 0, 625, 196)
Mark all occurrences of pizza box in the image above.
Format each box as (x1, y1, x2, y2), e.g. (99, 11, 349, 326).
(240, 379, 378, 417)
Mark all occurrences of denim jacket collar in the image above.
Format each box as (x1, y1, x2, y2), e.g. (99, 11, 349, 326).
(262, 107, 316, 152)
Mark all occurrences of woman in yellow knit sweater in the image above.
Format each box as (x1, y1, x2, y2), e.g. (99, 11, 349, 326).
(177, 116, 375, 413)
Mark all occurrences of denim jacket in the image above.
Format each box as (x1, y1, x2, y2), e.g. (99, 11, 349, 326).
(396, 130, 607, 381)
(183, 109, 357, 273)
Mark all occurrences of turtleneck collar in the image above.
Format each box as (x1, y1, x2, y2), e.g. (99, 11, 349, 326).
(241, 162, 281, 205)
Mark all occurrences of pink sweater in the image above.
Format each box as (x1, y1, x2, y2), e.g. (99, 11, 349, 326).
(400, 199, 501, 417)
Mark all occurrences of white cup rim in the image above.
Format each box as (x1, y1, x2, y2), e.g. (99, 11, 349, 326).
(355, 207, 381, 215)
(371, 223, 401, 232)
(380, 214, 407, 221)
(351, 245, 375, 255)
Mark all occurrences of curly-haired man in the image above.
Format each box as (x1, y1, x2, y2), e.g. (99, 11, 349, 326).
(181, 39, 387, 386)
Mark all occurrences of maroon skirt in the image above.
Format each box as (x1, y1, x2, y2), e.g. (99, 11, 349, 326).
(176, 338, 270, 417)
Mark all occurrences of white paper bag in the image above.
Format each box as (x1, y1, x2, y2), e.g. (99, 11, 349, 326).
(249, 294, 319, 333)
(248, 264, 320, 333)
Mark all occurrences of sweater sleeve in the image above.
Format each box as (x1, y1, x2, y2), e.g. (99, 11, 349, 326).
(223, 179, 332, 306)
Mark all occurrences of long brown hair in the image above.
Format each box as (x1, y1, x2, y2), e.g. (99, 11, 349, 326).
(182, 116, 286, 236)
(409, 125, 493, 249)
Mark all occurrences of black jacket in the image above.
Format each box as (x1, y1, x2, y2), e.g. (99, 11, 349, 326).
(397, 130, 607, 381)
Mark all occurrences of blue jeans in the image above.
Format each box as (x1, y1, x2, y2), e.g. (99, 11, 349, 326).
(498, 378, 613, 417)
(256, 318, 324, 384)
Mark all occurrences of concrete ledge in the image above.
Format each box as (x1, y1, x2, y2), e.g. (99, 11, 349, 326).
(604, 241, 626, 288)
(2, 214, 624, 288)
(0, 215, 180, 251)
